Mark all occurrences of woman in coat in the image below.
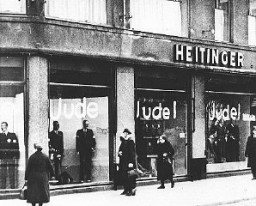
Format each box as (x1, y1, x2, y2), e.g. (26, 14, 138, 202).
(25, 143, 54, 206)
(156, 135, 175, 189)
(245, 126, 256, 180)
(118, 128, 136, 196)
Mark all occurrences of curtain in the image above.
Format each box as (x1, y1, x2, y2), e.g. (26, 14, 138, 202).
(215, 9, 225, 41)
(248, 15, 256, 46)
(0, 0, 26, 13)
(45, 0, 107, 24)
(130, 0, 182, 36)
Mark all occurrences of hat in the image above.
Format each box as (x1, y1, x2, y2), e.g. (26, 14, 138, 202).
(123, 128, 132, 135)
(34, 143, 43, 150)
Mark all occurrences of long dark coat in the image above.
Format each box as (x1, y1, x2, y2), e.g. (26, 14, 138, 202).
(119, 138, 136, 173)
(156, 140, 175, 181)
(245, 136, 256, 167)
(25, 150, 54, 203)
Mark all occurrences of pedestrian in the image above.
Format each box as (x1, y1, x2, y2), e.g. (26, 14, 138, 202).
(245, 125, 256, 180)
(156, 135, 175, 189)
(76, 120, 96, 183)
(25, 143, 54, 206)
(118, 128, 137, 196)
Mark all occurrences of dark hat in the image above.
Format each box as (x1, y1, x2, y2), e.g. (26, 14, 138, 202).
(123, 128, 132, 135)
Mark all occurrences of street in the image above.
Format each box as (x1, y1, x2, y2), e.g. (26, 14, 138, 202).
(1, 174, 256, 206)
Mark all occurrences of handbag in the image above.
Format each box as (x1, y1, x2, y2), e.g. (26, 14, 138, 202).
(19, 183, 28, 200)
(127, 168, 143, 179)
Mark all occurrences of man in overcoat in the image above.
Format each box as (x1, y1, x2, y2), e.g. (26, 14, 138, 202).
(49, 121, 64, 181)
(76, 120, 96, 182)
(0, 122, 20, 189)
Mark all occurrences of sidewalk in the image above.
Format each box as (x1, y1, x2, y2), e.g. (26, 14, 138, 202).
(1, 174, 256, 206)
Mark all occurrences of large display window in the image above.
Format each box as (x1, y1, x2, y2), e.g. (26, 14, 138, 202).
(205, 75, 256, 167)
(49, 58, 112, 183)
(135, 68, 189, 177)
(0, 57, 25, 189)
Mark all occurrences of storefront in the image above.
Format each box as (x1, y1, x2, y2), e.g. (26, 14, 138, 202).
(48, 57, 114, 183)
(135, 67, 190, 178)
(205, 74, 256, 173)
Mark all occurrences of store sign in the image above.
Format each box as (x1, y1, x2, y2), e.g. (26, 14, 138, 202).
(208, 102, 255, 121)
(136, 101, 177, 120)
(50, 98, 99, 120)
(174, 44, 244, 68)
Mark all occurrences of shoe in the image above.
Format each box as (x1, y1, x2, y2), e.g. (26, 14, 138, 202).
(80, 180, 84, 183)
(157, 185, 165, 189)
(131, 189, 136, 196)
(86, 179, 92, 183)
(171, 182, 175, 188)
(120, 190, 128, 195)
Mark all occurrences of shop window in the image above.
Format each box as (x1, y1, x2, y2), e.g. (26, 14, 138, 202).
(45, 0, 107, 25)
(0, 57, 25, 190)
(130, 0, 188, 37)
(0, 0, 26, 14)
(215, 0, 230, 42)
(135, 68, 188, 177)
(205, 75, 256, 164)
(249, 0, 256, 45)
(49, 58, 112, 183)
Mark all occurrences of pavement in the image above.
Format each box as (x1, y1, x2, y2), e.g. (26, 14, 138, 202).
(1, 174, 256, 206)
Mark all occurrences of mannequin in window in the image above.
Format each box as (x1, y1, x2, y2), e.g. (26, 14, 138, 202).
(49, 121, 64, 181)
(0, 122, 20, 189)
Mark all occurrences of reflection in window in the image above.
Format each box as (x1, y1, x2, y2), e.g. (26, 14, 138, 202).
(206, 93, 253, 164)
(0, 0, 26, 13)
(215, 0, 230, 42)
(135, 91, 187, 177)
(0, 85, 25, 189)
(130, 0, 188, 37)
(49, 85, 110, 183)
(45, 0, 107, 25)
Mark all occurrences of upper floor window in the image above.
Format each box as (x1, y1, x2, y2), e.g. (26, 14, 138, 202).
(249, 0, 256, 45)
(0, 0, 26, 14)
(45, 0, 107, 25)
(215, 0, 230, 42)
(130, 0, 188, 37)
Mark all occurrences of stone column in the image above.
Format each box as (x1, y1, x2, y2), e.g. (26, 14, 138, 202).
(116, 66, 135, 136)
(27, 56, 48, 157)
(190, 74, 207, 180)
(192, 75, 206, 159)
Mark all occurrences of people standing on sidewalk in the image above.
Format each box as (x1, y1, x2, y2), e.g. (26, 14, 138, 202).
(156, 135, 175, 189)
(245, 125, 256, 180)
(25, 143, 54, 206)
(118, 128, 137, 196)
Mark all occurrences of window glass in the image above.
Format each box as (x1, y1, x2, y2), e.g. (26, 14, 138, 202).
(135, 68, 188, 177)
(249, 0, 256, 46)
(135, 90, 187, 177)
(45, 0, 107, 25)
(0, 0, 26, 13)
(205, 75, 256, 164)
(0, 84, 25, 189)
(0, 57, 24, 82)
(215, 0, 230, 42)
(250, 0, 256, 16)
(49, 86, 110, 183)
(130, 0, 188, 37)
(49, 59, 111, 183)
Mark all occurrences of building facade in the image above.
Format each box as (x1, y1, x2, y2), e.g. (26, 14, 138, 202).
(0, 0, 256, 194)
